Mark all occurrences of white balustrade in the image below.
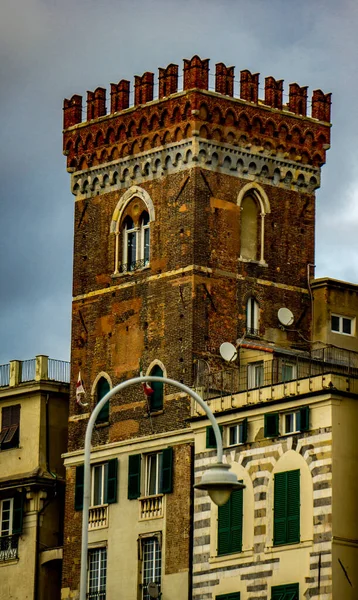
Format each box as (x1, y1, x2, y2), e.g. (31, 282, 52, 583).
(88, 505, 108, 530)
(139, 495, 163, 520)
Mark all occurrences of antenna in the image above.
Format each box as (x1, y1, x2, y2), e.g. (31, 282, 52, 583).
(278, 307, 294, 327)
(219, 342, 237, 362)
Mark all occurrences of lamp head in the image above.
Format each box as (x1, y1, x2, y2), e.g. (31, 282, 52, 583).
(194, 463, 245, 506)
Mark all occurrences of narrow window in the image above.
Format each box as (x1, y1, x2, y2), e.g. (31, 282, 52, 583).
(246, 297, 259, 336)
(281, 361, 296, 382)
(122, 216, 137, 272)
(88, 548, 107, 600)
(0, 498, 13, 536)
(240, 195, 259, 260)
(228, 419, 248, 446)
(96, 378, 110, 424)
(92, 464, 109, 506)
(140, 211, 150, 267)
(274, 470, 300, 545)
(0, 405, 20, 450)
(247, 361, 264, 389)
(142, 538, 161, 600)
(271, 583, 299, 600)
(145, 453, 163, 496)
(218, 487, 243, 555)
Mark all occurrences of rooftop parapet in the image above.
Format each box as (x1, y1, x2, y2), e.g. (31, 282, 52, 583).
(63, 55, 331, 173)
(0, 356, 70, 388)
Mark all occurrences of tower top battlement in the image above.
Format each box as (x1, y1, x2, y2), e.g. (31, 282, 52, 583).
(63, 55, 331, 173)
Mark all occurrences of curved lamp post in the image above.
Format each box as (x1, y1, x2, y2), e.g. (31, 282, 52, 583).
(79, 375, 244, 600)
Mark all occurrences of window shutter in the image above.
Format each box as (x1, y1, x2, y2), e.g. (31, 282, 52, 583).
(264, 413, 279, 437)
(287, 470, 300, 544)
(12, 493, 24, 535)
(206, 425, 223, 449)
(241, 418, 248, 444)
(274, 472, 287, 545)
(272, 583, 299, 600)
(106, 458, 118, 504)
(96, 378, 110, 423)
(299, 406, 309, 432)
(128, 454, 141, 500)
(74, 464, 84, 511)
(2, 406, 20, 428)
(150, 366, 163, 411)
(160, 447, 173, 494)
(216, 594, 241, 600)
(218, 499, 231, 555)
(230, 487, 243, 553)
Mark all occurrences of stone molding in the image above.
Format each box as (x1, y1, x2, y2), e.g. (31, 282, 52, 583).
(70, 137, 320, 200)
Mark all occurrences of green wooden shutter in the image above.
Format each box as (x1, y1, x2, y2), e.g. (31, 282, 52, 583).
(160, 447, 173, 494)
(128, 454, 141, 499)
(150, 365, 163, 411)
(74, 464, 84, 511)
(287, 470, 300, 543)
(218, 498, 231, 555)
(272, 583, 299, 600)
(230, 487, 243, 553)
(206, 425, 223, 448)
(241, 418, 248, 443)
(264, 413, 279, 437)
(216, 594, 240, 600)
(274, 472, 287, 545)
(96, 378, 110, 423)
(299, 406, 309, 432)
(106, 458, 118, 504)
(12, 493, 24, 534)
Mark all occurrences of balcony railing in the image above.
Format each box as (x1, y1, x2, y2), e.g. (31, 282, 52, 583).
(87, 592, 106, 600)
(88, 505, 108, 530)
(119, 258, 148, 273)
(0, 535, 19, 561)
(139, 495, 163, 520)
(48, 359, 70, 383)
(0, 356, 70, 388)
(0, 363, 10, 387)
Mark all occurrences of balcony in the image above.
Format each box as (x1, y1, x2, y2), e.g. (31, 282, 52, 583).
(119, 258, 149, 274)
(0, 355, 70, 388)
(87, 592, 106, 600)
(0, 535, 19, 561)
(88, 505, 108, 530)
(139, 495, 163, 520)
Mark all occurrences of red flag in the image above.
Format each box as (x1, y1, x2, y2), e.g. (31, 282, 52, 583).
(140, 370, 154, 397)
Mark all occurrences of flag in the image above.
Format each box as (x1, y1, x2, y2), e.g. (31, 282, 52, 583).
(76, 371, 88, 407)
(140, 370, 154, 397)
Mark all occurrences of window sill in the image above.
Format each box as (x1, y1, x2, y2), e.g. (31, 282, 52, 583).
(112, 266, 150, 278)
(210, 548, 253, 565)
(265, 539, 313, 554)
(238, 258, 268, 267)
(0, 558, 19, 567)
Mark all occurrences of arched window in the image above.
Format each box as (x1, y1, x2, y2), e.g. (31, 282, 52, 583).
(150, 365, 163, 411)
(246, 297, 259, 336)
(140, 211, 150, 266)
(122, 216, 137, 271)
(240, 195, 260, 261)
(96, 377, 110, 423)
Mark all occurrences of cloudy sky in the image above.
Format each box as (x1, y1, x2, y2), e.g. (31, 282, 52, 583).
(0, 0, 357, 364)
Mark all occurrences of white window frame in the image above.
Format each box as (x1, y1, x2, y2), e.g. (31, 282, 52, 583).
(91, 463, 108, 507)
(144, 453, 163, 497)
(142, 537, 162, 600)
(282, 410, 300, 434)
(331, 314, 355, 336)
(281, 361, 297, 382)
(247, 361, 264, 389)
(0, 498, 14, 536)
(246, 297, 259, 335)
(88, 547, 107, 599)
(227, 422, 245, 446)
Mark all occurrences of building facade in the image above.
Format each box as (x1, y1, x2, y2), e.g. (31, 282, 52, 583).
(0, 355, 70, 600)
(61, 55, 332, 599)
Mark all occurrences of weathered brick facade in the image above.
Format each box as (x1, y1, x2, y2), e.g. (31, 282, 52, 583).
(62, 55, 331, 599)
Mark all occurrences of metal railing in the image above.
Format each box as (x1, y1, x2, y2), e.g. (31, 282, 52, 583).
(139, 495, 163, 520)
(20, 359, 36, 383)
(48, 359, 70, 383)
(119, 258, 149, 273)
(0, 535, 19, 561)
(0, 364, 10, 387)
(87, 592, 106, 600)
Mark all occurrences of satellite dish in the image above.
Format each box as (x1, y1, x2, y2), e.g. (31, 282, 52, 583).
(219, 342, 237, 362)
(278, 307, 294, 327)
(147, 582, 160, 599)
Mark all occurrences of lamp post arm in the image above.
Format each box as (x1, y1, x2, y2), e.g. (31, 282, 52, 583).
(79, 375, 222, 600)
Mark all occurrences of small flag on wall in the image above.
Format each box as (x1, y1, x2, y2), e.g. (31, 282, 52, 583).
(76, 371, 88, 407)
(140, 369, 154, 397)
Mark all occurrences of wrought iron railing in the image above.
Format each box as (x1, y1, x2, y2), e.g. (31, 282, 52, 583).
(0, 363, 10, 387)
(119, 258, 149, 273)
(0, 535, 19, 561)
(87, 592, 106, 600)
(20, 359, 36, 382)
(48, 359, 70, 383)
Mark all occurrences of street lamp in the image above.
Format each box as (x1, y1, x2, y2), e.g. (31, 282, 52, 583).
(79, 375, 244, 600)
